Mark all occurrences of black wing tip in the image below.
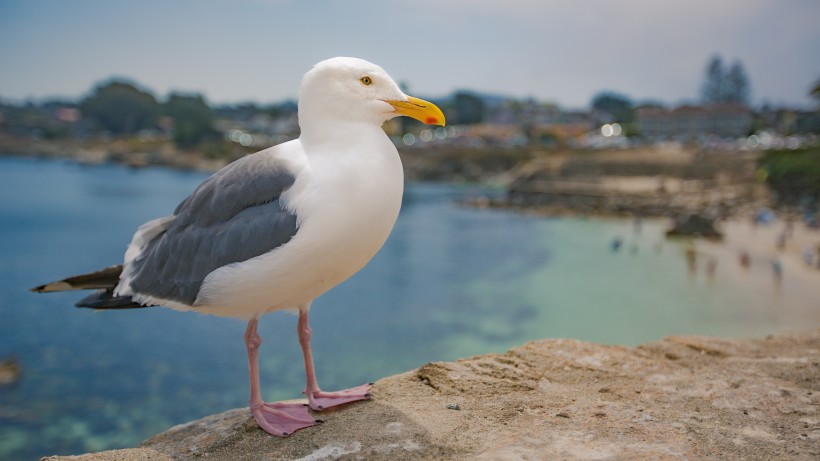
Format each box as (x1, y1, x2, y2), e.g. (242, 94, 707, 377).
(75, 290, 146, 310)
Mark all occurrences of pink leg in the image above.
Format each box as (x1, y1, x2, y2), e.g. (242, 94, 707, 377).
(245, 317, 319, 436)
(298, 306, 373, 411)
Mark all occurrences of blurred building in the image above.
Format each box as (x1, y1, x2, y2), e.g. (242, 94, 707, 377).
(481, 100, 594, 147)
(756, 107, 820, 135)
(636, 104, 752, 142)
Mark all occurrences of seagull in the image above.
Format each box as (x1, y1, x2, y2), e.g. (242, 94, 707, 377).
(32, 57, 445, 436)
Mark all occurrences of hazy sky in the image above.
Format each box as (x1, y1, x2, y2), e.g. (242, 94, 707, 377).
(1, 0, 818, 108)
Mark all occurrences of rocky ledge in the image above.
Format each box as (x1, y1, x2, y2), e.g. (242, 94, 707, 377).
(45, 331, 818, 460)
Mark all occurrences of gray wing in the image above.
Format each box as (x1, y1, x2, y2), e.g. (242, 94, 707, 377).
(127, 152, 299, 306)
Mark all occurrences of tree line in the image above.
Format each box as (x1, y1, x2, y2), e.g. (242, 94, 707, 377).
(590, 55, 754, 126)
(700, 55, 751, 105)
(445, 55, 759, 130)
(80, 80, 215, 147)
(7, 54, 811, 145)
(77, 80, 296, 148)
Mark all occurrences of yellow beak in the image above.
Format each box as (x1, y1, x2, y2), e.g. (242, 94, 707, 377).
(384, 96, 446, 126)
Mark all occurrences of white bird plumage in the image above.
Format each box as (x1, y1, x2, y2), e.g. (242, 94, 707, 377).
(33, 57, 445, 437)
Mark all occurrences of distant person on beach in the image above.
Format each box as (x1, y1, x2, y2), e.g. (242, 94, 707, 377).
(755, 208, 775, 225)
(771, 257, 783, 283)
(816, 243, 820, 269)
(686, 245, 697, 274)
(706, 257, 718, 279)
(610, 238, 622, 252)
(802, 246, 814, 266)
(777, 231, 786, 250)
(739, 251, 751, 269)
(656, 178, 667, 194)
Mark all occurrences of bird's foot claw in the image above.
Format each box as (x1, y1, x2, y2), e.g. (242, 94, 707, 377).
(307, 383, 373, 411)
(251, 401, 320, 436)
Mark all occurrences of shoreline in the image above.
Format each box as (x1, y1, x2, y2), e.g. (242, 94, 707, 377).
(0, 136, 777, 218)
(5, 149, 819, 286)
(0, 136, 236, 173)
(5, 140, 819, 287)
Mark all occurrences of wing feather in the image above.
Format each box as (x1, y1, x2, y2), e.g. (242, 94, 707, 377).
(118, 151, 299, 306)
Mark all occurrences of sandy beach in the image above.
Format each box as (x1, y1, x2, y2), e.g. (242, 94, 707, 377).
(693, 216, 820, 323)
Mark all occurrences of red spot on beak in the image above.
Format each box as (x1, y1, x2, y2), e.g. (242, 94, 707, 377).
(425, 117, 438, 124)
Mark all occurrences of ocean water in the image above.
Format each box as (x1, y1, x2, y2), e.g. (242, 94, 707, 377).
(0, 156, 815, 459)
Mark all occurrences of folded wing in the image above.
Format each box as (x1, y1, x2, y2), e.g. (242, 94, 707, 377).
(119, 151, 300, 307)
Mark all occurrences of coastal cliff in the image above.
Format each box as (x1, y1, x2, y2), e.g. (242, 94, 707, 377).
(44, 330, 819, 460)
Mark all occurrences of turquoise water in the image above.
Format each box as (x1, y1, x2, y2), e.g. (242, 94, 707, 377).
(0, 156, 815, 459)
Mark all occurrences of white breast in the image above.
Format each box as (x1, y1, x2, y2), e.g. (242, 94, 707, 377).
(194, 128, 404, 319)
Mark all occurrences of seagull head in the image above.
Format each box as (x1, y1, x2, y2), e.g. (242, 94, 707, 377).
(298, 57, 445, 131)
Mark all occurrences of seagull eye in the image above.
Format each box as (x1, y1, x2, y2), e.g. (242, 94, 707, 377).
(359, 76, 373, 86)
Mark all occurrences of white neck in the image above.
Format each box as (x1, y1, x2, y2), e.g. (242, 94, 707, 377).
(299, 119, 389, 154)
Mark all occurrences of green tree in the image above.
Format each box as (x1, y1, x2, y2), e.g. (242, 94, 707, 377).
(700, 55, 725, 104)
(591, 91, 634, 123)
(164, 92, 215, 147)
(81, 80, 160, 134)
(700, 55, 752, 105)
(725, 61, 751, 105)
(452, 91, 485, 125)
(811, 78, 820, 104)
(759, 147, 820, 204)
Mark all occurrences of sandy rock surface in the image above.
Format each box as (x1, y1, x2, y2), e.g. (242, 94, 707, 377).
(44, 331, 819, 460)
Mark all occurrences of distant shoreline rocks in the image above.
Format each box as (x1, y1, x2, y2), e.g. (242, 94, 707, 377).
(0, 356, 21, 387)
(665, 214, 724, 239)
